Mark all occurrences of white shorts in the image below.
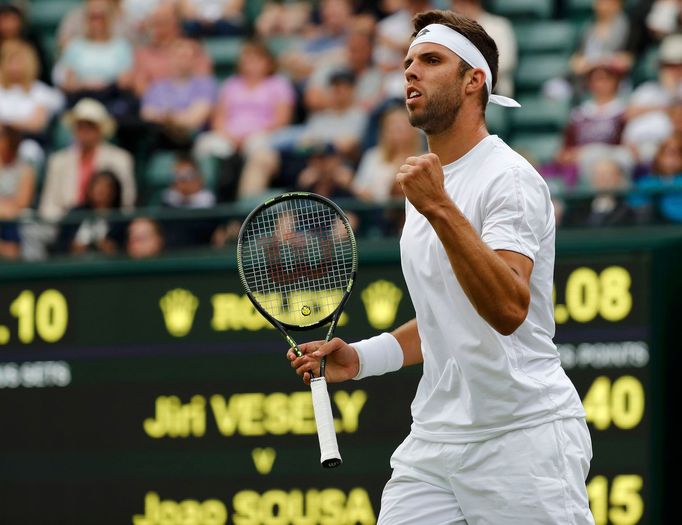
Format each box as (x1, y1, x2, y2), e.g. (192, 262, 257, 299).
(378, 418, 595, 525)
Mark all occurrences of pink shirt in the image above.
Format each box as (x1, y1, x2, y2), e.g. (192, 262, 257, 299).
(218, 75, 295, 139)
(133, 41, 212, 93)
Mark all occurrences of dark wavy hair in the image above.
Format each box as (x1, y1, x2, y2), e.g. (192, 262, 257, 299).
(411, 10, 499, 108)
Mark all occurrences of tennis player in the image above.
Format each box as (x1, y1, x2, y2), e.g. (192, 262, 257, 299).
(288, 9, 594, 525)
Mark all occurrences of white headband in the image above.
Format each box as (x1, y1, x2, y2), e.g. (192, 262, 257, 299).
(409, 24, 520, 108)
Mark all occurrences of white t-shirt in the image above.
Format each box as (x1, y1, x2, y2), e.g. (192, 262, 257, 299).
(400, 135, 584, 444)
(0, 82, 65, 125)
(353, 147, 397, 202)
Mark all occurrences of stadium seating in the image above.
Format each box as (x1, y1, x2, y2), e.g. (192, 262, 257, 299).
(266, 36, 300, 57)
(510, 132, 562, 165)
(514, 21, 577, 56)
(514, 53, 571, 95)
(632, 45, 660, 86)
(202, 37, 244, 79)
(510, 96, 572, 134)
(28, 0, 80, 33)
(143, 151, 219, 201)
(488, 0, 554, 20)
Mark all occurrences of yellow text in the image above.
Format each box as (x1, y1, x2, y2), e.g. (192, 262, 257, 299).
(233, 488, 375, 525)
(133, 492, 227, 525)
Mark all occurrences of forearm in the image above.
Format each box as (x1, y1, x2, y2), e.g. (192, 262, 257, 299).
(391, 318, 422, 366)
(425, 201, 530, 335)
(175, 102, 212, 129)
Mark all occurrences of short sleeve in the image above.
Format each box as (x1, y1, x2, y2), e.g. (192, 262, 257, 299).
(141, 81, 163, 110)
(197, 76, 218, 102)
(271, 75, 296, 105)
(31, 82, 65, 115)
(480, 166, 552, 263)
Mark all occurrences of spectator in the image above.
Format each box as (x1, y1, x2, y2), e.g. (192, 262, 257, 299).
(645, 0, 682, 40)
(179, 0, 245, 37)
(374, 0, 433, 98)
(140, 37, 217, 151)
(623, 32, 682, 163)
(305, 28, 386, 112)
(161, 154, 216, 208)
(296, 143, 355, 198)
(373, 0, 431, 71)
(631, 136, 682, 222)
(279, 0, 354, 83)
(39, 98, 135, 221)
(125, 1, 212, 97)
(353, 105, 423, 202)
(570, 0, 633, 77)
(450, 0, 517, 97)
(238, 68, 367, 199)
(0, 39, 64, 144)
(120, 0, 165, 37)
(194, 39, 295, 159)
(563, 155, 635, 227)
(54, 0, 134, 115)
(0, 2, 50, 84)
(58, 169, 127, 255)
(255, 1, 313, 38)
(159, 153, 217, 247)
(668, 97, 682, 143)
(552, 62, 628, 186)
(58, 0, 134, 49)
(0, 123, 33, 259)
(126, 216, 164, 258)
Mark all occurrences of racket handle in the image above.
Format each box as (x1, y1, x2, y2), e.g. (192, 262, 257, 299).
(310, 376, 342, 468)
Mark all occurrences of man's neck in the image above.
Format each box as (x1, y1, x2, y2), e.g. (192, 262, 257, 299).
(80, 144, 98, 157)
(426, 108, 489, 166)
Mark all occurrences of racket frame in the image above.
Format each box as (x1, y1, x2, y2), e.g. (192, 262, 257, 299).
(236, 191, 358, 468)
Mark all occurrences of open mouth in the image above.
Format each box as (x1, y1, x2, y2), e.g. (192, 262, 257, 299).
(406, 87, 422, 101)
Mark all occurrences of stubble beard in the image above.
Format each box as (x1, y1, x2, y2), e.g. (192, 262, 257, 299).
(407, 87, 462, 136)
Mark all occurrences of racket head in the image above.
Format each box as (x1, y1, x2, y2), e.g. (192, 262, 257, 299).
(237, 192, 358, 332)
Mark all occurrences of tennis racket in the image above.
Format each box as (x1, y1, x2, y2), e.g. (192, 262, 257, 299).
(237, 192, 358, 468)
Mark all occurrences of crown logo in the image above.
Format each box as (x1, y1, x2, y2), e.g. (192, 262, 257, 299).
(159, 289, 199, 337)
(361, 280, 403, 329)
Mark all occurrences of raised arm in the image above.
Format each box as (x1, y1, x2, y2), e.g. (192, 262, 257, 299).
(398, 153, 532, 335)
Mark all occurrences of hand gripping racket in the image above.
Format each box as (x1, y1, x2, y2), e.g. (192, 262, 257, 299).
(237, 192, 358, 468)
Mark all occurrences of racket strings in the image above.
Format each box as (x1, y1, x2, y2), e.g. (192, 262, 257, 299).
(241, 198, 354, 326)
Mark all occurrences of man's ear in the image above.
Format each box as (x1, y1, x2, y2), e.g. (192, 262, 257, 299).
(464, 68, 487, 96)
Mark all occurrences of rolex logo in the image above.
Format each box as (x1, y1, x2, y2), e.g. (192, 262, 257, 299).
(159, 289, 199, 337)
(361, 280, 403, 330)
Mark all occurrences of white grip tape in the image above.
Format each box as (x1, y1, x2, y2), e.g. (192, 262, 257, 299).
(310, 377, 342, 468)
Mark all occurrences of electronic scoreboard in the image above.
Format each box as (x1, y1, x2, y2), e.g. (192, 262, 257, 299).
(0, 235, 675, 525)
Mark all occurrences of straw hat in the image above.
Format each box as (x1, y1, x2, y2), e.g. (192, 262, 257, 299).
(63, 98, 116, 138)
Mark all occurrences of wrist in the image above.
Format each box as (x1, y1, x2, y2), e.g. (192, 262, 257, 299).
(351, 332, 403, 380)
(422, 196, 456, 223)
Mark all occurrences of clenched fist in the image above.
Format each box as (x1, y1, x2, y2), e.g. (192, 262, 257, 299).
(397, 153, 450, 217)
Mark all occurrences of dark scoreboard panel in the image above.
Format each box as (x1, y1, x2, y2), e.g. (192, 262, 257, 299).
(0, 251, 661, 525)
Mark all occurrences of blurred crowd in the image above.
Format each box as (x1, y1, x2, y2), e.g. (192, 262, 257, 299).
(1, 0, 682, 262)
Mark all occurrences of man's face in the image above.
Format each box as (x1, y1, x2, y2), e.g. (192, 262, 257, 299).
(174, 162, 202, 196)
(329, 81, 355, 109)
(75, 120, 102, 149)
(404, 43, 464, 135)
